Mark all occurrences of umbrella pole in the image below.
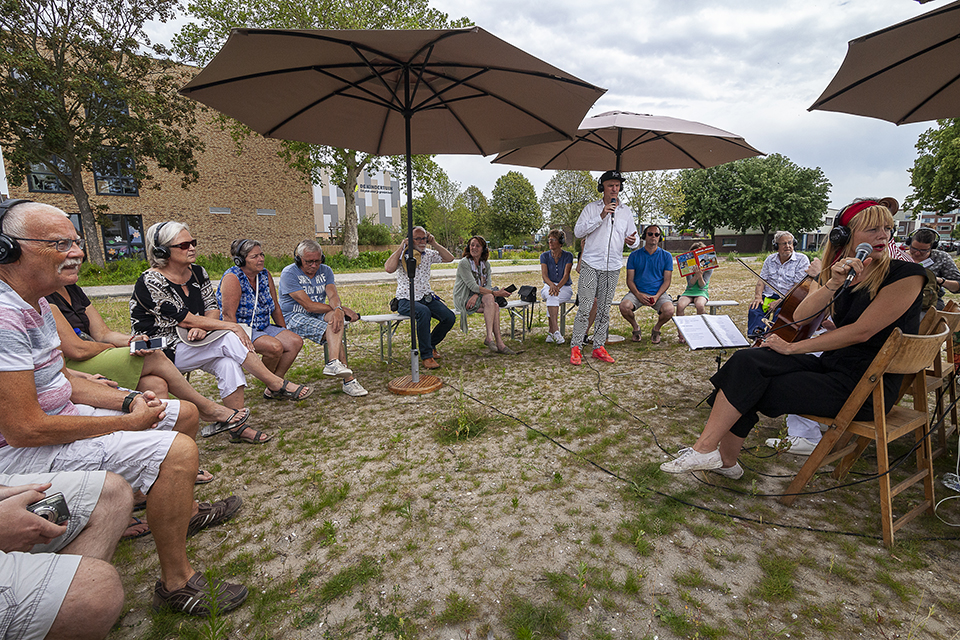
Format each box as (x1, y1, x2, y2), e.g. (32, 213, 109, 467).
(388, 81, 441, 395)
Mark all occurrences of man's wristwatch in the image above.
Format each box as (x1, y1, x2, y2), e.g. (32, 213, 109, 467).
(121, 391, 141, 413)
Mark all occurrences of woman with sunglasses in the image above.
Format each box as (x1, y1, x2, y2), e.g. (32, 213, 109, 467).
(131, 222, 313, 444)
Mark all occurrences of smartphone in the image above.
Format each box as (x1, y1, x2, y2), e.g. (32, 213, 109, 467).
(504, 284, 517, 293)
(130, 337, 166, 353)
(26, 492, 70, 525)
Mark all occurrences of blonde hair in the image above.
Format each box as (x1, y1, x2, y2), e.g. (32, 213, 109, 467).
(820, 205, 894, 299)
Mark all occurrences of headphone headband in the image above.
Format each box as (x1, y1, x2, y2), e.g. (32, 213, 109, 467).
(0, 199, 33, 264)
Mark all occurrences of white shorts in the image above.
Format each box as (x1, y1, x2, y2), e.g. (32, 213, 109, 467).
(0, 470, 105, 640)
(174, 333, 249, 399)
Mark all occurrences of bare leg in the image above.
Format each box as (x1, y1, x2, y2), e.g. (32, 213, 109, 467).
(139, 351, 241, 424)
(654, 301, 675, 332)
(253, 335, 284, 375)
(334, 340, 356, 384)
(547, 305, 559, 334)
(46, 557, 124, 640)
(147, 434, 200, 592)
(61, 472, 131, 560)
(692, 390, 744, 457)
(321, 310, 346, 365)
(695, 297, 707, 315)
(676, 297, 689, 317)
(271, 330, 302, 379)
(136, 374, 169, 398)
(619, 300, 639, 332)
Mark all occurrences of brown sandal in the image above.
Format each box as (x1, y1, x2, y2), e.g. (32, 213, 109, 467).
(229, 425, 272, 445)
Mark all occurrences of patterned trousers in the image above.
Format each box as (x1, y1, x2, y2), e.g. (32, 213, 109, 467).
(571, 262, 618, 349)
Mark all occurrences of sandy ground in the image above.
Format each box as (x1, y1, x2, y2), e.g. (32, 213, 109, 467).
(97, 259, 960, 640)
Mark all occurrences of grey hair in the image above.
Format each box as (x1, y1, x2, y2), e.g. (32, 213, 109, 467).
(231, 238, 262, 261)
(145, 221, 189, 268)
(294, 239, 322, 260)
(413, 226, 426, 236)
(3, 202, 68, 238)
(773, 230, 794, 246)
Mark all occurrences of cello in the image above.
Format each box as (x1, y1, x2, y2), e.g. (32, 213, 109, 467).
(737, 257, 827, 346)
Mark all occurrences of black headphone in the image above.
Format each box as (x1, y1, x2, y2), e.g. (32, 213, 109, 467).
(773, 236, 798, 249)
(908, 228, 940, 251)
(233, 239, 254, 268)
(151, 222, 170, 260)
(0, 199, 33, 264)
(293, 241, 323, 268)
(597, 170, 624, 193)
(830, 201, 896, 248)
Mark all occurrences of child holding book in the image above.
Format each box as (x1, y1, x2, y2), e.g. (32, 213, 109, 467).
(676, 242, 711, 343)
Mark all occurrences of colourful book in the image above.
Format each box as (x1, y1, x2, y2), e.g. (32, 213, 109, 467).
(676, 245, 718, 277)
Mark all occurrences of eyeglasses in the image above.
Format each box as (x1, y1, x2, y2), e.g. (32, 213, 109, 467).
(413, 236, 427, 242)
(646, 232, 661, 237)
(908, 246, 931, 255)
(301, 259, 322, 265)
(11, 236, 85, 252)
(169, 239, 198, 250)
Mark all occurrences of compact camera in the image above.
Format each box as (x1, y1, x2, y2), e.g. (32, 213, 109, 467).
(26, 492, 70, 525)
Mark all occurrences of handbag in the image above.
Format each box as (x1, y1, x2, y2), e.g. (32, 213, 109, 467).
(518, 285, 537, 303)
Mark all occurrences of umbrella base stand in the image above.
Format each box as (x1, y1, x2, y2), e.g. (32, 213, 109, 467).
(388, 374, 443, 395)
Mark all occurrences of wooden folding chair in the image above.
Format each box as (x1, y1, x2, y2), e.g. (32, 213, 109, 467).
(780, 322, 950, 547)
(923, 308, 960, 458)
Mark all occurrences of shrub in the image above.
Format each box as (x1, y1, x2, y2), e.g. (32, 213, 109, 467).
(357, 218, 393, 246)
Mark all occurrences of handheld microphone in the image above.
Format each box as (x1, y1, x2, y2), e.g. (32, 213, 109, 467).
(842, 242, 873, 289)
(609, 197, 617, 221)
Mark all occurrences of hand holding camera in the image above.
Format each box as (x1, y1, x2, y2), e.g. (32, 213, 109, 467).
(0, 483, 68, 552)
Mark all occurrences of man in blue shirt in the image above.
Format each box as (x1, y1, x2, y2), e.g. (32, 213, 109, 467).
(619, 225, 674, 344)
(279, 240, 367, 397)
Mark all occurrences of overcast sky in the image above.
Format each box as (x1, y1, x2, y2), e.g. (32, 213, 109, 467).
(422, 0, 938, 210)
(146, 0, 942, 211)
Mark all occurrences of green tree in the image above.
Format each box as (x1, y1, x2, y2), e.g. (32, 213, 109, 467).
(539, 170, 595, 239)
(622, 170, 685, 227)
(173, 0, 470, 258)
(489, 171, 542, 245)
(679, 154, 829, 247)
(0, 0, 204, 266)
(423, 171, 472, 250)
(906, 119, 960, 213)
(459, 185, 490, 236)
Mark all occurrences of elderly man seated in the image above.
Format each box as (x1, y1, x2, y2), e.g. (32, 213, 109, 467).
(279, 240, 368, 397)
(0, 199, 248, 616)
(0, 470, 129, 640)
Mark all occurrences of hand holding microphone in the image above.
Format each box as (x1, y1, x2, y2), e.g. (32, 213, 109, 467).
(607, 196, 617, 221)
(842, 242, 873, 289)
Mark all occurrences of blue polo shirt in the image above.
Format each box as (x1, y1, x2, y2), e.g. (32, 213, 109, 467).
(627, 246, 673, 295)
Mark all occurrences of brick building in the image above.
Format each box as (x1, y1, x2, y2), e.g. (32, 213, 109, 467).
(2, 112, 314, 261)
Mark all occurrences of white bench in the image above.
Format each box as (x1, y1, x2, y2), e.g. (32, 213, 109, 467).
(360, 313, 409, 363)
(558, 299, 740, 337)
(705, 300, 739, 315)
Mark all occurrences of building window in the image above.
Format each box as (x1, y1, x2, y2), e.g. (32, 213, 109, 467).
(256, 208, 276, 216)
(722, 238, 737, 247)
(93, 152, 138, 196)
(100, 214, 144, 261)
(27, 157, 71, 194)
(209, 207, 231, 214)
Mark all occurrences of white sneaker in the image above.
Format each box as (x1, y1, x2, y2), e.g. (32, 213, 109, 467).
(710, 463, 744, 480)
(342, 379, 368, 397)
(323, 359, 353, 379)
(764, 436, 818, 456)
(553, 331, 565, 345)
(660, 447, 723, 474)
(545, 332, 555, 343)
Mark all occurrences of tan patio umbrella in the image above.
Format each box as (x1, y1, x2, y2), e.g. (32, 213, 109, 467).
(809, 0, 960, 125)
(492, 111, 763, 172)
(180, 27, 605, 392)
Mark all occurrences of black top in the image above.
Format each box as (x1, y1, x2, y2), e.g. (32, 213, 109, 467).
(45, 284, 92, 334)
(130, 264, 218, 359)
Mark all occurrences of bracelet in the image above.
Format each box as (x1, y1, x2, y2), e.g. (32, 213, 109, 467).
(825, 283, 841, 291)
(121, 391, 141, 414)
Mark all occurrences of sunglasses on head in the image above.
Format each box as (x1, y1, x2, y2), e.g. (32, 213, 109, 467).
(169, 239, 198, 250)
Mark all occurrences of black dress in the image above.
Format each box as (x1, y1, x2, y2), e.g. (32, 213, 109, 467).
(711, 260, 925, 438)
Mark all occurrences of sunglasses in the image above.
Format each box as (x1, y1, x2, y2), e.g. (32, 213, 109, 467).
(646, 232, 661, 237)
(169, 239, 198, 250)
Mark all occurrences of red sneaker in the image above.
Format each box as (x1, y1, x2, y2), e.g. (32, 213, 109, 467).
(570, 345, 582, 365)
(591, 346, 615, 363)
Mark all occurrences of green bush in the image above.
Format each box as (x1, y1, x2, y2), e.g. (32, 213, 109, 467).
(324, 250, 391, 271)
(77, 258, 150, 286)
(357, 218, 393, 246)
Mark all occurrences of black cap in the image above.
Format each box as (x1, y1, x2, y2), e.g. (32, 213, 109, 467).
(598, 170, 624, 185)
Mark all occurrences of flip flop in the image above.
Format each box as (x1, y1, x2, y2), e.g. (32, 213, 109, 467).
(229, 425, 272, 445)
(651, 329, 662, 345)
(631, 329, 643, 342)
(123, 516, 151, 539)
(263, 380, 313, 401)
(196, 469, 214, 484)
(200, 408, 250, 438)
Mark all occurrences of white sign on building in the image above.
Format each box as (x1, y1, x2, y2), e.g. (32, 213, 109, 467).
(312, 169, 401, 236)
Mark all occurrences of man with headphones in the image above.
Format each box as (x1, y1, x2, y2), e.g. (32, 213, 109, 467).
(569, 170, 640, 365)
(747, 230, 811, 338)
(906, 227, 960, 310)
(279, 240, 368, 396)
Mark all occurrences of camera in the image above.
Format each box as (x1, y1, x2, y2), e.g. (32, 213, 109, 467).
(130, 337, 166, 353)
(26, 492, 70, 525)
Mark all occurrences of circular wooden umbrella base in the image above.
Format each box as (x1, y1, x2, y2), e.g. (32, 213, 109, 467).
(388, 374, 443, 395)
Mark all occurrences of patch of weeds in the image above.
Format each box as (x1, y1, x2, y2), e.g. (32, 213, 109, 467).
(616, 495, 689, 555)
(317, 555, 383, 605)
(299, 473, 349, 519)
(435, 379, 491, 443)
(354, 596, 418, 640)
(589, 531, 604, 545)
(754, 554, 797, 602)
(502, 594, 570, 639)
(653, 597, 724, 639)
(304, 519, 337, 550)
(673, 567, 706, 589)
(623, 569, 642, 595)
(435, 591, 478, 625)
(545, 569, 590, 609)
(876, 569, 918, 602)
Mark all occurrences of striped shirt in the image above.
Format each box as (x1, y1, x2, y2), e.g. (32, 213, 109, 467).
(0, 281, 78, 446)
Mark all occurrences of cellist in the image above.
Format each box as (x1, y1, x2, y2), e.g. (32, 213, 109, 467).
(747, 231, 818, 339)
